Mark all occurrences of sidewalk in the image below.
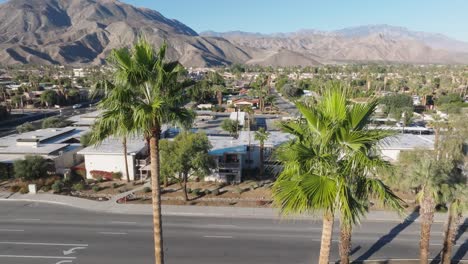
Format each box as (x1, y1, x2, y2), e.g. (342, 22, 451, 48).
(0, 191, 448, 223)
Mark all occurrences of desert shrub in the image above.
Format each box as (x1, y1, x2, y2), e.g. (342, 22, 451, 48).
(10, 185, 21, 193)
(41, 186, 51, 192)
(19, 186, 29, 194)
(143, 187, 152, 193)
(86, 179, 95, 185)
(204, 189, 212, 195)
(97, 177, 104, 183)
(72, 183, 85, 192)
(191, 188, 201, 195)
(112, 183, 119, 189)
(13, 155, 50, 180)
(234, 187, 243, 194)
(112, 172, 122, 181)
(44, 176, 60, 186)
(51, 181, 64, 193)
(41, 117, 71, 129)
(92, 185, 100, 192)
(90, 170, 113, 181)
(212, 189, 220, 196)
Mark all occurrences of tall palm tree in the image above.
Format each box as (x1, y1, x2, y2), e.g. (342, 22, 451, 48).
(108, 38, 193, 264)
(273, 86, 402, 264)
(441, 185, 467, 264)
(90, 84, 134, 182)
(254, 127, 270, 177)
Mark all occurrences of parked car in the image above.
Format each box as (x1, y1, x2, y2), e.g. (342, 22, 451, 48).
(72, 104, 83, 109)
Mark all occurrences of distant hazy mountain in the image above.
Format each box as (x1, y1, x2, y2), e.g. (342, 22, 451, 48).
(0, 0, 250, 66)
(0, 0, 467, 67)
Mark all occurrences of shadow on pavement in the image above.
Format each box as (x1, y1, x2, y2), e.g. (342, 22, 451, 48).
(431, 218, 468, 264)
(355, 208, 420, 261)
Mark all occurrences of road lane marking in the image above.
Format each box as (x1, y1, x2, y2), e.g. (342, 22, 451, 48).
(203, 235, 233, 239)
(63, 246, 87, 255)
(99, 232, 128, 235)
(56, 261, 73, 264)
(0, 255, 76, 259)
(0, 242, 88, 247)
(111, 221, 137, 224)
(0, 229, 24, 232)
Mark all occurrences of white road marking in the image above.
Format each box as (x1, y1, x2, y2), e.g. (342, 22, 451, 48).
(0, 229, 24, 232)
(56, 261, 73, 264)
(99, 232, 128, 235)
(111, 221, 137, 225)
(63, 246, 87, 255)
(203, 235, 233, 239)
(0, 255, 76, 259)
(0, 242, 88, 247)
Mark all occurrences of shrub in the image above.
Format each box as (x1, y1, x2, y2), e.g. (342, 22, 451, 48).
(51, 181, 64, 193)
(112, 172, 122, 181)
(92, 185, 101, 192)
(72, 183, 85, 192)
(234, 187, 243, 194)
(86, 179, 95, 185)
(13, 155, 50, 180)
(191, 188, 201, 195)
(212, 189, 220, 196)
(143, 187, 152, 193)
(97, 177, 104, 183)
(19, 186, 29, 194)
(90, 170, 113, 181)
(204, 189, 212, 195)
(45, 176, 59, 186)
(10, 185, 21, 193)
(41, 186, 51, 192)
(112, 183, 119, 189)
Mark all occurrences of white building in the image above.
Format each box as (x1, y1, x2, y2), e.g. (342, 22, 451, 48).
(206, 131, 293, 183)
(78, 137, 148, 181)
(0, 127, 89, 176)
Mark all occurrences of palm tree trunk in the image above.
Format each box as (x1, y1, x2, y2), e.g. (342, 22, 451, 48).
(420, 193, 435, 264)
(123, 137, 131, 182)
(339, 225, 352, 264)
(319, 212, 334, 264)
(150, 129, 164, 264)
(441, 202, 460, 264)
(217, 91, 222, 106)
(183, 173, 189, 202)
(259, 144, 264, 177)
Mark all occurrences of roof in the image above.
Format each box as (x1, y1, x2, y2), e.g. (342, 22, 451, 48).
(0, 127, 89, 157)
(67, 110, 102, 126)
(379, 134, 435, 150)
(78, 137, 146, 155)
(208, 131, 293, 156)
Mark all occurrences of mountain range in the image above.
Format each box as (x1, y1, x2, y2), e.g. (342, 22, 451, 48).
(1, 0, 468, 67)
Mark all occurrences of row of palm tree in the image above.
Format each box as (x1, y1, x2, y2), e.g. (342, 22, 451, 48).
(272, 84, 404, 264)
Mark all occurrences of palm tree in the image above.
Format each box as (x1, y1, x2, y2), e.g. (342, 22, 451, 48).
(273, 86, 402, 264)
(441, 185, 467, 264)
(207, 72, 225, 105)
(254, 128, 270, 177)
(108, 38, 193, 264)
(90, 84, 134, 182)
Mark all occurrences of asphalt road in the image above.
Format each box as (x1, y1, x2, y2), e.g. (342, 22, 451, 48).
(0, 201, 466, 264)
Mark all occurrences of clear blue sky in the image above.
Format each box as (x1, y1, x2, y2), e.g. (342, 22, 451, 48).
(0, 0, 466, 41)
(122, 0, 468, 41)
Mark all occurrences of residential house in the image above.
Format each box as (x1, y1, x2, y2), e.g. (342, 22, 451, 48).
(0, 127, 89, 177)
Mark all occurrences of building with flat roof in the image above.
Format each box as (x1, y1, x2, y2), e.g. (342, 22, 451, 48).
(0, 127, 89, 176)
(67, 110, 102, 127)
(378, 134, 435, 162)
(78, 137, 148, 181)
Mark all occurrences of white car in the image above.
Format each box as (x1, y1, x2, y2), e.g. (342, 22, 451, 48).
(72, 104, 82, 109)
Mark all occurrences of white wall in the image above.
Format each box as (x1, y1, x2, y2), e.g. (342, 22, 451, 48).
(380, 149, 401, 162)
(54, 147, 83, 174)
(83, 154, 136, 181)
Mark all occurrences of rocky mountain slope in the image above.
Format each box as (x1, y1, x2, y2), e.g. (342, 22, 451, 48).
(1, 0, 467, 67)
(0, 0, 250, 67)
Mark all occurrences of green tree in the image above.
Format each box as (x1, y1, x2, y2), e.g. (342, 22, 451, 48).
(160, 132, 214, 201)
(80, 132, 92, 148)
(16, 122, 35, 133)
(221, 119, 239, 137)
(273, 86, 402, 264)
(40, 90, 57, 108)
(254, 128, 270, 177)
(108, 38, 193, 264)
(380, 94, 413, 116)
(14, 155, 49, 180)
